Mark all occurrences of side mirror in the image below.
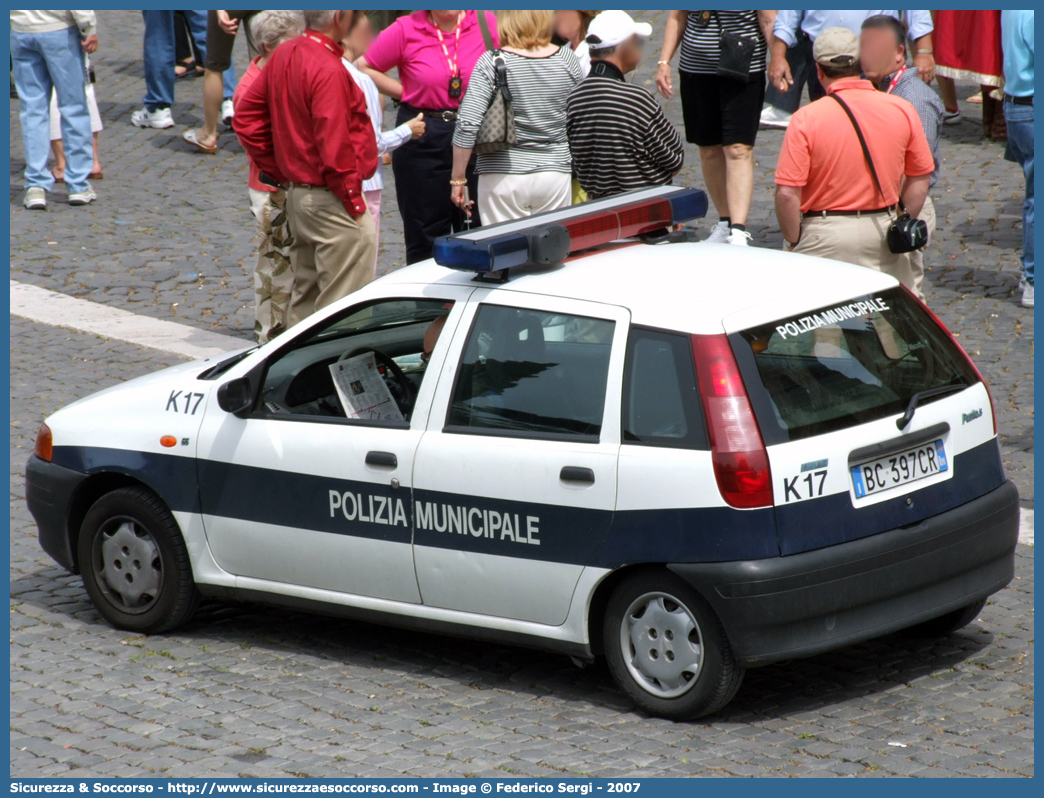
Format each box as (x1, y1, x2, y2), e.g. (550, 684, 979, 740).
(217, 376, 255, 417)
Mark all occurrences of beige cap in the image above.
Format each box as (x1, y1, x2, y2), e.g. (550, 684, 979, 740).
(813, 26, 859, 67)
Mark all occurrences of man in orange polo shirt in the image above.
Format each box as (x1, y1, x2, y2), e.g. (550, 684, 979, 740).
(774, 27, 934, 290)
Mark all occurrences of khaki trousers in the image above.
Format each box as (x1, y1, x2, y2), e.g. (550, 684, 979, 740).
(285, 184, 376, 329)
(794, 211, 915, 292)
(907, 195, 935, 302)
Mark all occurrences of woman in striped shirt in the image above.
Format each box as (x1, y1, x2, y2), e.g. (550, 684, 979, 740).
(451, 9, 584, 224)
(657, 10, 776, 246)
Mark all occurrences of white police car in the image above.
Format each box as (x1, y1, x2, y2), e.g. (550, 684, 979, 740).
(26, 187, 1019, 720)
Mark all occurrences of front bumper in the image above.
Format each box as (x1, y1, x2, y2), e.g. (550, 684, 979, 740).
(669, 480, 1020, 667)
(25, 454, 88, 573)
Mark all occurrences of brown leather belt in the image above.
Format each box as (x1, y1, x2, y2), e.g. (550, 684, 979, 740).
(803, 206, 893, 218)
(1004, 93, 1033, 106)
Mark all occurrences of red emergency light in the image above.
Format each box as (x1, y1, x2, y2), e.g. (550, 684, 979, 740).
(433, 186, 708, 274)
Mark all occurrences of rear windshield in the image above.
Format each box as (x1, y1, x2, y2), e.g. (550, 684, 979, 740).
(733, 288, 980, 442)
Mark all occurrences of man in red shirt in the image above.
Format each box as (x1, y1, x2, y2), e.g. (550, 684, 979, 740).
(774, 27, 934, 291)
(235, 10, 378, 329)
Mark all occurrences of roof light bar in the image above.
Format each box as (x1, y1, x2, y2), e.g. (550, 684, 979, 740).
(433, 186, 708, 273)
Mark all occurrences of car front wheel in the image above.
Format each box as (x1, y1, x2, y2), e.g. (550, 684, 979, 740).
(603, 571, 744, 720)
(77, 486, 198, 634)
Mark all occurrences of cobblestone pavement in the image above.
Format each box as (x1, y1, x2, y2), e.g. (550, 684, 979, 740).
(9, 11, 1034, 778)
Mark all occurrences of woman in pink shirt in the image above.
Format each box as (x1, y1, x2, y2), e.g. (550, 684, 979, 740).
(359, 10, 498, 264)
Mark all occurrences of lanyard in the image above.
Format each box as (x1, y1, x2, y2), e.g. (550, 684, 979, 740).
(430, 11, 464, 77)
(886, 65, 907, 94)
(306, 33, 338, 56)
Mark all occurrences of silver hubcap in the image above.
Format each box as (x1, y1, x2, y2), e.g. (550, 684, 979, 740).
(95, 520, 163, 612)
(620, 591, 703, 698)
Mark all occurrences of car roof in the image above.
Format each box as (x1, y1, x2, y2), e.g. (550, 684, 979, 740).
(377, 241, 898, 335)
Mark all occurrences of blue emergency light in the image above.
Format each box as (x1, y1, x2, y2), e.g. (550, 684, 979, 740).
(433, 186, 708, 274)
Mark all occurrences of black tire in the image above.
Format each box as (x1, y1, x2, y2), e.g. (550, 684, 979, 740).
(900, 598, 988, 638)
(603, 570, 744, 720)
(77, 486, 199, 634)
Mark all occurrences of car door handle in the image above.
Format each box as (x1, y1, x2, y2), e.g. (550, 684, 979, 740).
(365, 451, 397, 468)
(560, 466, 595, 484)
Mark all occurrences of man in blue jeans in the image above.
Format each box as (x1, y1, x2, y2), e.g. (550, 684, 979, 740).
(1002, 10, 1034, 309)
(10, 10, 98, 210)
(132, 11, 235, 131)
(131, 10, 204, 129)
(763, 10, 935, 129)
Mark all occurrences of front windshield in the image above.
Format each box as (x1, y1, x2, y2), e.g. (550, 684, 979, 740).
(309, 300, 448, 343)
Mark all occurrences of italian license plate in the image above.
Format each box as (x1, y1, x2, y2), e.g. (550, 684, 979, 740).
(850, 439, 948, 498)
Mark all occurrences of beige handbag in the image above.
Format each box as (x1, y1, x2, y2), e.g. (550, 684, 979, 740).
(474, 11, 517, 154)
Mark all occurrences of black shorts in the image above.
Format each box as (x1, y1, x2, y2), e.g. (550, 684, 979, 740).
(204, 10, 260, 72)
(679, 71, 766, 147)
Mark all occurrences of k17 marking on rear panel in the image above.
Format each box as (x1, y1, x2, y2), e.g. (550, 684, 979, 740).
(781, 469, 827, 503)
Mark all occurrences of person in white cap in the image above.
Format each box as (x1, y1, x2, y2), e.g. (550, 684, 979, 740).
(566, 10, 684, 199)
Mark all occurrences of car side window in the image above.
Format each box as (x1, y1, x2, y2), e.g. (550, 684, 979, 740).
(622, 328, 708, 450)
(447, 304, 615, 441)
(257, 299, 454, 425)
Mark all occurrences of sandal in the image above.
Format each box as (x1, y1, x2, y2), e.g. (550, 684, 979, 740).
(175, 59, 196, 79)
(182, 128, 218, 154)
(51, 167, 65, 183)
(88, 170, 104, 179)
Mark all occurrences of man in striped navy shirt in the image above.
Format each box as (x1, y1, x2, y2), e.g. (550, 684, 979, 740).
(566, 11, 684, 199)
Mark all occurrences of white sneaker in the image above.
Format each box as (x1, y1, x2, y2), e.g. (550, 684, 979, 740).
(131, 106, 175, 129)
(23, 187, 46, 210)
(1021, 282, 1034, 308)
(941, 108, 962, 125)
(68, 186, 97, 206)
(728, 228, 753, 246)
(704, 220, 731, 243)
(760, 104, 793, 129)
(221, 98, 234, 127)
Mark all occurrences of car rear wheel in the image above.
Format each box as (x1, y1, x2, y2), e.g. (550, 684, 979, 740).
(77, 486, 198, 634)
(900, 598, 988, 638)
(603, 571, 744, 720)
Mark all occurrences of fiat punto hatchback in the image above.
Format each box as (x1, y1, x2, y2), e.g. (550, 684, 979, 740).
(26, 187, 1019, 719)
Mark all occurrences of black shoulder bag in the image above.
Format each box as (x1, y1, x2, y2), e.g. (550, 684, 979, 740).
(710, 11, 757, 82)
(830, 93, 929, 254)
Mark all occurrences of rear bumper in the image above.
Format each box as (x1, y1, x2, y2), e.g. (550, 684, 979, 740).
(25, 454, 86, 573)
(669, 480, 1020, 667)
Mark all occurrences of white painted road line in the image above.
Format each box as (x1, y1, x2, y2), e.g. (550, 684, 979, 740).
(1019, 508, 1034, 546)
(9, 280, 249, 361)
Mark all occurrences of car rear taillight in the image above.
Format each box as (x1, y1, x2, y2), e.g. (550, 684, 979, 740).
(902, 286, 997, 435)
(691, 334, 773, 508)
(34, 423, 53, 463)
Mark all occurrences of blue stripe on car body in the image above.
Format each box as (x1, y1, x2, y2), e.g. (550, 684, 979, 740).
(49, 436, 1008, 569)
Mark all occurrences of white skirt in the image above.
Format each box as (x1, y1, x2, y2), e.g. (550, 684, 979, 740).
(49, 79, 103, 140)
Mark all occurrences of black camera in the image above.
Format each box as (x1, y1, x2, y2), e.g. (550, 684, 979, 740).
(886, 214, 929, 253)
